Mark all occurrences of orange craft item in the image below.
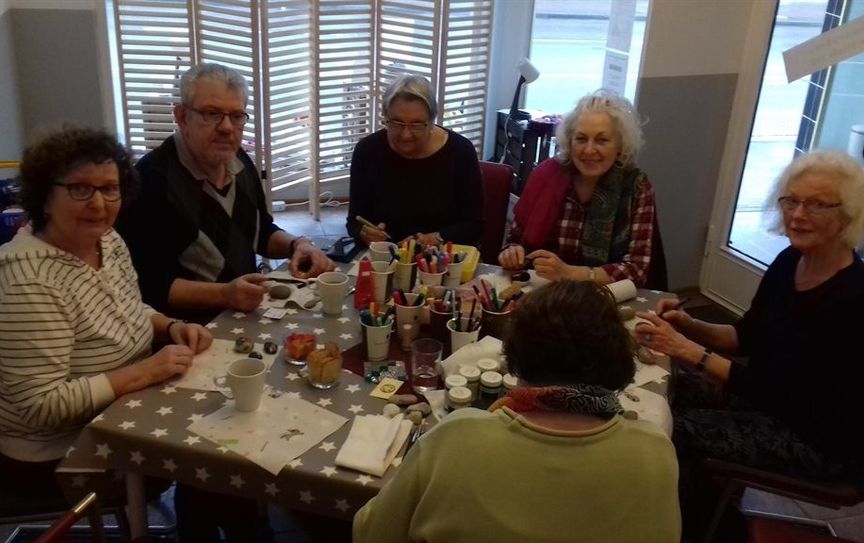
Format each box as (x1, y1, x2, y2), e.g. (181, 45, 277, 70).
(285, 333, 316, 361)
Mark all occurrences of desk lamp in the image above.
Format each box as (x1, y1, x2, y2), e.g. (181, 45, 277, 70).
(508, 58, 540, 121)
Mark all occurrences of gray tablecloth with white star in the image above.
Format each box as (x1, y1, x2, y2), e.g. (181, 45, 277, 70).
(56, 263, 674, 520)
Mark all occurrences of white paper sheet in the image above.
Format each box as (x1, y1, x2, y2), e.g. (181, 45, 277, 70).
(335, 414, 412, 477)
(173, 338, 276, 392)
(631, 358, 670, 388)
(189, 394, 348, 475)
(619, 386, 673, 438)
(440, 335, 505, 377)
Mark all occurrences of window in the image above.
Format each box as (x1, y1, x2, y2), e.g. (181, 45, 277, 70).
(109, 0, 493, 208)
(728, 0, 864, 266)
(525, 0, 649, 114)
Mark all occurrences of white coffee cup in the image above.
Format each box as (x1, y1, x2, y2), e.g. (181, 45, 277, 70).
(226, 357, 267, 412)
(317, 271, 349, 316)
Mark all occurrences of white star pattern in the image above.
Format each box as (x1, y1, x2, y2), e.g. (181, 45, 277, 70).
(156, 406, 173, 416)
(163, 459, 178, 473)
(313, 328, 325, 335)
(620, 305, 632, 311)
(284, 322, 299, 330)
(217, 446, 230, 454)
(229, 475, 245, 488)
(258, 332, 272, 340)
(205, 322, 218, 329)
(286, 308, 298, 315)
(356, 474, 374, 486)
(285, 373, 300, 381)
(195, 467, 210, 482)
(319, 441, 336, 452)
(299, 490, 315, 504)
(348, 404, 364, 414)
(344, 384, 360, 393)
(334, 499, 350, 513)
(95, 443, 112, 459)
(313, 313, 323, 319)
(233, 312, 246, 319)
(161, 385, 177, 395)
(636, 296, 648, 303)
(92, 413, 105, 423)
(130, 451, 145, 465)
(230, 327, 245, 334)
(187, 413, 203, 423)
(124, 399, 142, 409)
(392, 456, 403, 467)
(316, 343, 325, 350)
(150, 428, 168, 438)
(184, 435, 201, 446)
(258, 318, 273, 325)
(651, 290, 661, 294)
(71, 474, 88, 487)
(320, 466, 338, 477)
(265, 483, 279, 496)
(191, 392, 208, 402)
(316, 398, 332, 407)
(337, 317, 350, 324)
(284, 391, 302, 399)
(65, 446, 76, 458)
(339, 333, 353, 340)
(288, 459, 303, 469)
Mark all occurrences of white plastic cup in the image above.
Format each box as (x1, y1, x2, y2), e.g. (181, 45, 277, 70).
(393, 261, 417, 291)
(443, 260, 465, 287)
(370, 261, 395, 304)
(369, 241, 397, 263)
(395, 292, 425, 332)
(317, 271, 349, 315)
(418, 269, 446, 286)
(447, 317, 480, 353)
(226, 358, 267, 412)
(361, 321, 392, 362)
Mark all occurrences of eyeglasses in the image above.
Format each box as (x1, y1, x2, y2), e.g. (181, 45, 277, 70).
(188, 107, 250, 127)
(384, 120, 430, 134)
(777, 196, 841, 215)
(54, 183, 122, 202)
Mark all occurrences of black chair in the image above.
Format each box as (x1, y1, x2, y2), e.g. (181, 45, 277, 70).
(478, 161, 513, 265)
(645, 211, 668, 291)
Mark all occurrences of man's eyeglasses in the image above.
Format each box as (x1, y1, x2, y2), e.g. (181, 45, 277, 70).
(54, 183, 122, 202)
(384, 120, 430, 134)
(188, 107, 250, 127)
(777, 196, 841, 215)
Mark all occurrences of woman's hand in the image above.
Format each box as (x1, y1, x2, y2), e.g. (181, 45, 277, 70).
(291, 239, 335, 279)
(527, 250, 575, 281)
(634, 311, 704, 363)
(498, 244, 526, 270)
(654, 298, 694, 332)
(360, 222, 389, 244)
(415, 232, 442, 247)
(142, 344, 194, 386)
(169, 322, 213, 354)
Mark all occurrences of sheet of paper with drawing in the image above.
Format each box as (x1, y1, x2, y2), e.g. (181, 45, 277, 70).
(188, 394, 349, 475)
(173, 338, 277, 392)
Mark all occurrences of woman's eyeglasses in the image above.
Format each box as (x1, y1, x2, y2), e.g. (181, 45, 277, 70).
(188, 107, 250, 127)
(384, 120, 430, 134)
(54, 183, 122, 202)
(777, 196, 841, 215)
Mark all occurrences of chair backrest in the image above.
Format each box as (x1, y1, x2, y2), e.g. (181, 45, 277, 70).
(478, 161, 513, 265)
(645, 211, 668, 291)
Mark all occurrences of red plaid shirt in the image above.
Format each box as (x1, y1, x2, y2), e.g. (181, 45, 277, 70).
(509, 176, 655, 286)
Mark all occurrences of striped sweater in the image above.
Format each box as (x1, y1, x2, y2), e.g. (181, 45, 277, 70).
(0, 227, 154, 461)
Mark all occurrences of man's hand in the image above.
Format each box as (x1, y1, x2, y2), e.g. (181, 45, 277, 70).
(291, 239, 335, 279)
(359, 222, 389, 245)
(223, 273, 269, 312)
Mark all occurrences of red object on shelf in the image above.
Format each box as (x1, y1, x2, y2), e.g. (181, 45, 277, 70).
(353, 258, 374, 310)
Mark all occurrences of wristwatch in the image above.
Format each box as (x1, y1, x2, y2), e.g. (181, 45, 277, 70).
(696, 349, 711, 373)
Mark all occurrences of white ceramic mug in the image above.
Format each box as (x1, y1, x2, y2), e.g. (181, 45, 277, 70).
(316, 271, 349, 316)
(226, 357, 267, 412)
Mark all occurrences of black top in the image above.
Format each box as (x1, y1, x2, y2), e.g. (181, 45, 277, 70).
(346, 128, 484, 245)
(729, 246, 864, 482)
(116, 136, 280, 322)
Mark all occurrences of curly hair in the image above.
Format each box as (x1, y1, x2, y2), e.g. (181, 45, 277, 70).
(504, 280, 636, 390)
(763, 150, 864, 248)
(19, 127, 137, 232)
(555, 89, 644, 168)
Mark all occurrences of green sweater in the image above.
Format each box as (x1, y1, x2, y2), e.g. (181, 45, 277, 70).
(353, 407, 680, 543)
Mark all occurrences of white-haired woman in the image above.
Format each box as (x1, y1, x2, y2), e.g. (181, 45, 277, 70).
(635, 150, 864, 537)
(499, 90, 655, 286)
(347, 74, 483, 247)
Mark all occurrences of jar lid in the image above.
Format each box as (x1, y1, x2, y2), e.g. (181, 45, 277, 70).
(502, 373, 519, 389)
(458, 365, 481, 380)
(476, 358, 500, 373)
(445, 374, 468, 389)
(447, 386, 472, 402)
(480, 371, 502, 387)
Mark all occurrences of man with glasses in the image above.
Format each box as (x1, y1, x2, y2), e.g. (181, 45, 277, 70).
(118, 63, 333, 327)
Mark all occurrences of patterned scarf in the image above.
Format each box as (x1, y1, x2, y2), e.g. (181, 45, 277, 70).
(489, 384, 622, 416)
(579, 165, 640, 266)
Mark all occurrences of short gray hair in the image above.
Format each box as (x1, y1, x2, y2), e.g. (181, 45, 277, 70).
(765, 150, 864, 248)
(381, 74, 438, 122)
(555, 89, 644, 168)
(180, 63, 249, 107)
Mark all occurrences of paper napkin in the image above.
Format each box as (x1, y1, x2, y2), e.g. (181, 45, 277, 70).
(335, 414, 412, 477)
